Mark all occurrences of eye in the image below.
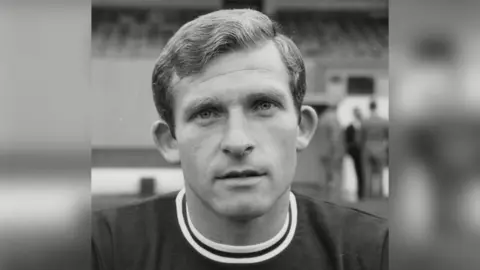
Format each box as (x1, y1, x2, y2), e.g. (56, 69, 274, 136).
(198, 110, 213, 119)
(254, 101, 275, 111)
(194, 108, 220, 120)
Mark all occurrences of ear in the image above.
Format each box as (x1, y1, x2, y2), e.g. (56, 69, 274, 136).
(152, 120, 180, 164)
(296, 105, 318, 152)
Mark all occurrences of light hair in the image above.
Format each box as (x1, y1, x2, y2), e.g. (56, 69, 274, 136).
(152, 9, 306, 138)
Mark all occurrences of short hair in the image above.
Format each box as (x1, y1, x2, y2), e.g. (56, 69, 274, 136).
(152, 9, 306, 138)
(369, 100, 377, 111)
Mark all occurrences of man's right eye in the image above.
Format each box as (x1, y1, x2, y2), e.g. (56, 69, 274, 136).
(198, 110, 213, 119)
(194, 109, 219, 120)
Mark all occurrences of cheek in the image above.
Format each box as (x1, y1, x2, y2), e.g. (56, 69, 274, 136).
(177, 127, 220, 179)
(262, 117, 298, 169)
(273, 113, 298, 145)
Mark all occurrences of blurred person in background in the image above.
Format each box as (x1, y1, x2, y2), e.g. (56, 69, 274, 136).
(318, 104, 345, 201)
(361, 99, 389, 199)
(345, 107, 365, 201)
(92, 9, 388, 270)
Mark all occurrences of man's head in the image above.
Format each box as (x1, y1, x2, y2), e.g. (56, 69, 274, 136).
(151, 9, 317, 220)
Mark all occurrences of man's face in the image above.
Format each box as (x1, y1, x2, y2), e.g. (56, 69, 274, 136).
(172, 41, 299, 218)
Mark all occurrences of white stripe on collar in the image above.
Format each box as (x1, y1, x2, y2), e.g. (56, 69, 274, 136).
(186, 198, 291, 254)
(175, 188, 297, 264)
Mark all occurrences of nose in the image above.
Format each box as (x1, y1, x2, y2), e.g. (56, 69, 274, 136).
(221, 111, 255, 158)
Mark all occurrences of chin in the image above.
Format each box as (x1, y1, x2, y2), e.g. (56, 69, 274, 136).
(212, 196, 271, 221)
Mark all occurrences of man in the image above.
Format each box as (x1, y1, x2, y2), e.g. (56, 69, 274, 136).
(92, 9, 388, 270)
(361, 99, 389, 198)
(344, 107, 365, 200)
(318, 105, 345, 201)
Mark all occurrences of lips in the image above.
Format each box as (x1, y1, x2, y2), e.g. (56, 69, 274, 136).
(217, 169, 267, 180)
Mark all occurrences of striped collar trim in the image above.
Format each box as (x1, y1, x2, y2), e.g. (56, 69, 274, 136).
(175, 189, 298, 264)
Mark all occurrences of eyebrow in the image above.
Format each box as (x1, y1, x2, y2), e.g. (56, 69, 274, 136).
(184, 97, 223, 119)
(246, 89, 287, 105)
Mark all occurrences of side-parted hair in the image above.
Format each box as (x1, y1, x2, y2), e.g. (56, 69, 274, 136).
(152, 9, 306, 138)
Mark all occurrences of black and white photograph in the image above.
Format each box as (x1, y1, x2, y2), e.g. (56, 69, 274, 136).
(91, 1, 389, 269)
(4, 0, 480, 270)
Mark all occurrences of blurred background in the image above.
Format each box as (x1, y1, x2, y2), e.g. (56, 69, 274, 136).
(2, 0, 480, 269)
(390, 1, 480, 269)
(90, 0, 389, 217)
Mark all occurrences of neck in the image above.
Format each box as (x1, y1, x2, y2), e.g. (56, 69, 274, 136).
(185, 188, 291, 246)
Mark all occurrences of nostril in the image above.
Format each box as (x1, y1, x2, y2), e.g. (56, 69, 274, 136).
(241, 145, 254, 156)
(222, 144, 254, 157)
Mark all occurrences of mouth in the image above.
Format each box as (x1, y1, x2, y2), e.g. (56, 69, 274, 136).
(216, 169, 267, 180)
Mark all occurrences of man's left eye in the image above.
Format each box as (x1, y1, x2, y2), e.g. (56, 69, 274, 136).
(254, 101, 275, 111)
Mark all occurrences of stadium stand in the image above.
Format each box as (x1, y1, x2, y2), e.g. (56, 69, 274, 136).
(92, 8, 388, 59)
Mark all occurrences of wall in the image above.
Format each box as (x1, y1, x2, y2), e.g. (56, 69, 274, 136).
(92, 58, 158, 148)
(308, 57, 388, 99)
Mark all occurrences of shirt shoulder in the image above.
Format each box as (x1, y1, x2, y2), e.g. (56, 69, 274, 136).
(93, 191, 177, 228)
(294, 193, 388, 270)
(91, 192, 180, 270)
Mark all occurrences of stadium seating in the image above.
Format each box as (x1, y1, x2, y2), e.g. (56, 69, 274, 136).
(91, 8, 388, 59)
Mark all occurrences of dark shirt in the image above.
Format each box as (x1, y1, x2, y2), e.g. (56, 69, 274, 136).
(345, 123, 361, 149)
(92, 190, 388, 270)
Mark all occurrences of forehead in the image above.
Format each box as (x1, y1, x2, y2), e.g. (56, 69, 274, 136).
(173, 41, 291, 108)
